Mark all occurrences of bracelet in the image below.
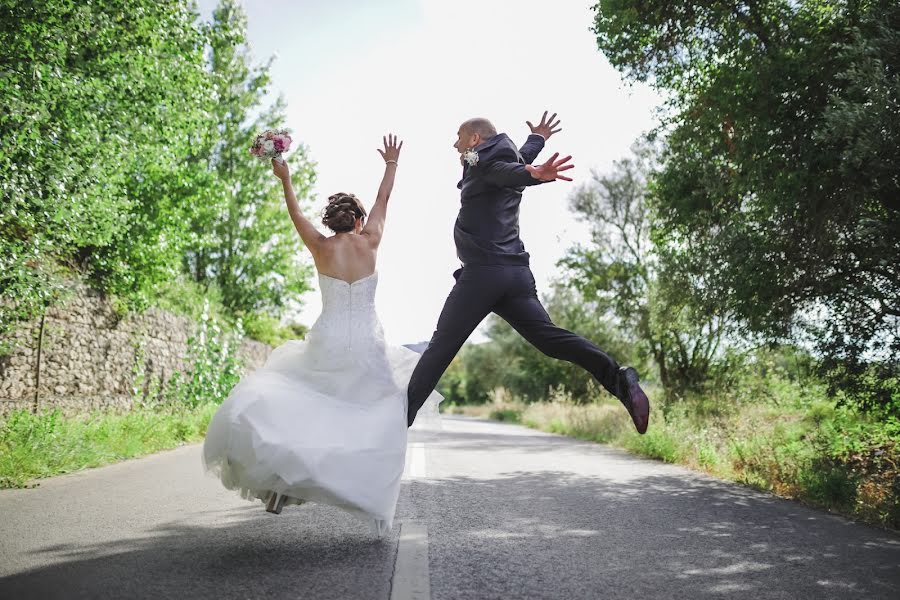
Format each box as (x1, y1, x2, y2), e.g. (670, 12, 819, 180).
(385, 160, 398, 165)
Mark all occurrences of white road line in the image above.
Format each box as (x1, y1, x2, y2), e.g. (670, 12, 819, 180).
(392, 442, 431, 599)
(408, 443, 427, 479)
(390, 521, 431, 600)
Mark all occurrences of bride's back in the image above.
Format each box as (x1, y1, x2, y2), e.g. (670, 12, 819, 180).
(315, 233, 377, 284)
(309, 234, 382, 354)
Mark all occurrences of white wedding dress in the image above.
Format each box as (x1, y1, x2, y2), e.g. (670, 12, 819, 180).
(203, 271, 441, 534)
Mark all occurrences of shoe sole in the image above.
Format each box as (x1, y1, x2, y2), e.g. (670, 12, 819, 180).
(265, 493, 285, 514)
(623, 368, 650, 435)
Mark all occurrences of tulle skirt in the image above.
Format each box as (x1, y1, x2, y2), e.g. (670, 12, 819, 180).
(202, 337, 441, 534)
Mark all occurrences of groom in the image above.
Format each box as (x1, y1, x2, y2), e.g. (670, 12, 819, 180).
(407, 113, 650, 433)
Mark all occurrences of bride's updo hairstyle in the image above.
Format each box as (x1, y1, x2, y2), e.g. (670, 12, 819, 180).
(322, 192, 367, 233)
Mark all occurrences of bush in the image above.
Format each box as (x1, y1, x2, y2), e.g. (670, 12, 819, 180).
(489, 409, 521, 423)
(242, 312, 307, 347)
(161, 300, 244, 408)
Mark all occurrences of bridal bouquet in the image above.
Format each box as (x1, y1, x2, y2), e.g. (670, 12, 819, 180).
(249, 129, 292, 164)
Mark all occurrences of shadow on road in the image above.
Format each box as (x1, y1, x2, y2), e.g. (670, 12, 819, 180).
(408, 424, 900, 599)
(0, 504, 396, 600)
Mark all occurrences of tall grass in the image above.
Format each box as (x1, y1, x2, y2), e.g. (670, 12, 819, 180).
(0, 403, 218, 488)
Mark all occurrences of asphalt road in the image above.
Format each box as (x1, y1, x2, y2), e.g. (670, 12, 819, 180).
(2, 416, 899, 599)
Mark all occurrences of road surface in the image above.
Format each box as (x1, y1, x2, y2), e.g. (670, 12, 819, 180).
(2, 416, 899, 599)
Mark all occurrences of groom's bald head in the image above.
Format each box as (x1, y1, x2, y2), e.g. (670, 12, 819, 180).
(454, 117, 498, 157)
(460, 118, 497, 140)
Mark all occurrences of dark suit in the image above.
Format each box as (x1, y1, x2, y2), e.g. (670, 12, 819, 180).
(406, 133, 621, 426)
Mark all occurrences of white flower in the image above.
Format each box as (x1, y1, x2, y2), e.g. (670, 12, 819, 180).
(463, 149, 479, 166)
(263, 139, 275, 153)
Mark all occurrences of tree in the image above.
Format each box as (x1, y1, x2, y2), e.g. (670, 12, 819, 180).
(560, 140, 730, 397)
(592, 0, 900, 409)
(183, 0, 315, 322)
(1, 0, 317, 347)
(1, 0, 216, 336)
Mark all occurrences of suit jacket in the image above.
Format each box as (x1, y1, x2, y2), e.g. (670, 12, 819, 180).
(454, 133, 546, 266)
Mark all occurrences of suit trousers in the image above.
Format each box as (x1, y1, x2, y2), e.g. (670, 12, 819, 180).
(407, 264, 621, 426)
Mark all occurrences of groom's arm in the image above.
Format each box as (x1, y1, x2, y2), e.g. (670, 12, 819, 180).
(480, 145, 547, 188)
(480, 158, 547, 188)
(518, 133, 545, 165)
(482, 149, 575, 188)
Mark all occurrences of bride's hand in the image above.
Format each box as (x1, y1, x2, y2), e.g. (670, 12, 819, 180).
(377, 134, 402, 164)
(272, 157, 290, 181)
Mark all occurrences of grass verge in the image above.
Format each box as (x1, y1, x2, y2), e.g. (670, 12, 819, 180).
(0, 403, 218, 488)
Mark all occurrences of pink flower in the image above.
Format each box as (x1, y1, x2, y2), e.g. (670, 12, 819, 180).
(249, 129, 293, 161)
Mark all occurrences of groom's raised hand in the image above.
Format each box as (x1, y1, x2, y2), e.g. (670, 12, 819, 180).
(525, 152, 574, 182)
(526, 111, 562, 139)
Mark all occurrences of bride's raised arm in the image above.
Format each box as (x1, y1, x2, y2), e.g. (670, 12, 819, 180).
(362, 134, 402, 246)
(272, 158, 326, 253)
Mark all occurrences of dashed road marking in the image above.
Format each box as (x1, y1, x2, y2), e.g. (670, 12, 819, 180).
(392, 442, 431, 599)
(409, 443, 427, 478)
(390, 521, 431, 600)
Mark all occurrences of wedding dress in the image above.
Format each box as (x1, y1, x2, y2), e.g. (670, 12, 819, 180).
(203, 271, 441, 534)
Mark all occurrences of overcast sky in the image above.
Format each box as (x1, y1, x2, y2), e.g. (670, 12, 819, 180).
(197, 0, 662, 345)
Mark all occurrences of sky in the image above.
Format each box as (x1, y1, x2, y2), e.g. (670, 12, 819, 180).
(197, 0, 662, 345)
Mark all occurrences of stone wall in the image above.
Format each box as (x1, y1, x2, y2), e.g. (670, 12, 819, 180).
(0, 284, 271, 416)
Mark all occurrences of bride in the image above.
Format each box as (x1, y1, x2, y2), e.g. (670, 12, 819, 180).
(203, 134, 441, 535)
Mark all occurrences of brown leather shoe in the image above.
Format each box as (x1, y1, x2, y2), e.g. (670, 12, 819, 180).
(617, 367, 650, 434)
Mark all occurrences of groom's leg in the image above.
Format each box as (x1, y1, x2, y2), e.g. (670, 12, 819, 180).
(493, 267, 621, 396)
(407, 266, 505, 426)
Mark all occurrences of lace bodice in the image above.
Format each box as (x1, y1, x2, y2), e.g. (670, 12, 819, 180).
(307, 271, 384, 352)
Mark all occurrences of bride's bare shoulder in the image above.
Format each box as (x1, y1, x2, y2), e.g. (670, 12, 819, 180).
(314, 233, 376, 274)
(317, 233, 371, 252)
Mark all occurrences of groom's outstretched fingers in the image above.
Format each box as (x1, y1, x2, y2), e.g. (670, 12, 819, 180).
(525, 151, 574, 181)
(525, 154, 575, 182)
(554, 155, 574, 182)
(527, 110, 563, 139)
(544, 111, 562, 134)
(543, 151, 560, 169)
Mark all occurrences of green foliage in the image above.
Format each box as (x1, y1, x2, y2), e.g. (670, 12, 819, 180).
(242, 312, 307, 347)
(162, 299, 244, 408)
(1, 0, 216, 331)
(182, 1, 315, 320)
(591, 0, 900, 410)
(1, 0, 316, 346)
(489, 408, 521, 423)
(0, 402, 218, 488)
(560, 139, 730, 397)
(622, 425, 681, 463)
(153, 273, 230, 324)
